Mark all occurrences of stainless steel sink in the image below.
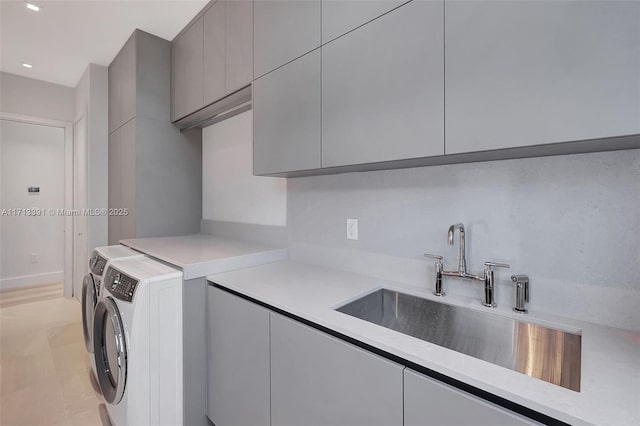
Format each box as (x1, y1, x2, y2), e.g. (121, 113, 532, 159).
(336, 289, 581, 392)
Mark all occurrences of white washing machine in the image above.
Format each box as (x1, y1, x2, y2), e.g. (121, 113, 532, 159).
(93, 257, 184, 426)
(82, 246, 144, 381)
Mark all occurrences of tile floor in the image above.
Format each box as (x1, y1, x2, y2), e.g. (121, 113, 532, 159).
(0, 284, 109, 426)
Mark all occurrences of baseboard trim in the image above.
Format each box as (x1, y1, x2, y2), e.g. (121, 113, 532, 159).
(0, 271, 64, 291)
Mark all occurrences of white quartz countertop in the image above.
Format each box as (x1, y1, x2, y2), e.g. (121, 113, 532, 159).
(208, 260, 640, 426)
(120, 234, 288, 280)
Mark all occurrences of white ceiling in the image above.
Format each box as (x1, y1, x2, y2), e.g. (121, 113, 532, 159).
(0, 0, 208, 87)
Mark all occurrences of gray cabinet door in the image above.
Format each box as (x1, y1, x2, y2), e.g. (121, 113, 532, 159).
(207, 286, 270, 426)
(204, 0, 226, 106)
(118, 119, 136, 240)
(322, 0, 444, 167)
(108, 54, 121, 133)
(108, 129, 121, 244)
(445, 0, 640, 154)
(270, 314, 404, 426)
(322, 0, 408, 43)
(404, 369, 538, 426)
(108, 34, 136, 132)
(225, 0, 253, 93)
(119, 35, 137, 129)
(253, 49, 321, 175)
(253, 0, 321, 78)
(171, 17, 204, 121)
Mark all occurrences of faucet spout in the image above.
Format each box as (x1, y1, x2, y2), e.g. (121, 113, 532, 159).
(448, 223, 466, 274)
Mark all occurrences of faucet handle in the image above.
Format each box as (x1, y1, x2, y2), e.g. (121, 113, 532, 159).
(424, 253, 445, 297)
(484, 261, 510, 270)
(424, 253, 443, 261)
(510, 275, 530, 313)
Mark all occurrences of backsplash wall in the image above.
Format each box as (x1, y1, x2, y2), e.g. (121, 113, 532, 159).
(287, 149, 640, 330)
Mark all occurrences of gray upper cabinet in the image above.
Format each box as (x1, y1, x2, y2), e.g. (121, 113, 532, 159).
(171, 16, 204, 122)
(207, 286, 270, 426)
(172, 0, 253, 122)
(203, 0, 226, 105)
(445, 0, 640, 154)
(108, 34, 136, 133)
(321, 0, 408, 43)
(225, 0, 253, 93)
(322, 0, 444, 167)
(253, 49, 321, 175)
(108, 53, 120, 133)
(253, 0, 321, 78)
(404, 369, 538, 426)
(270, 313, 404, 426)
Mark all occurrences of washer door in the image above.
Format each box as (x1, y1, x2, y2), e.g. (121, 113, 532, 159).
(93, 297, 127, 404)
(81, 274, 97, 353)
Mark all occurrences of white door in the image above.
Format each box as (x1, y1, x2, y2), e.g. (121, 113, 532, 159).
(73, 116, 88, 300)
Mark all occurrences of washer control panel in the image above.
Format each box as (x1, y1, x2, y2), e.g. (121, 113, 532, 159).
(89, 253, 107, 276)
(104, 266, 139, 303)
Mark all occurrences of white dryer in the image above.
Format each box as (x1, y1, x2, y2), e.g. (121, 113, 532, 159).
(82, 245, 144, 380)
(93, 257, 184, 426)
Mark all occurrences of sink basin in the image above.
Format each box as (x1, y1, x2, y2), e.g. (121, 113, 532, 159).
(336, 289, 581, 391)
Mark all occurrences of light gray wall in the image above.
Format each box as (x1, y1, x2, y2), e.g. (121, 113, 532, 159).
(202, 110, 287, 226)
(0, 120, 65, 289)
(287, 149, 640, 331)
(0, 72, 75, 122)
(75, 64, 109, 252)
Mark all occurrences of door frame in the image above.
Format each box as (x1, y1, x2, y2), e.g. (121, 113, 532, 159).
(0, 113, 74, 297)
(73, 111, 89, 301)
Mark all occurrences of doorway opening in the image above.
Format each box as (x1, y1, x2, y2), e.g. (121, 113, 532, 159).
(0, 114, 74, 298)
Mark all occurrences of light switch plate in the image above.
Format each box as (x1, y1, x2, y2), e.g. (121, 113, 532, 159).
(346, 219, 358, 240)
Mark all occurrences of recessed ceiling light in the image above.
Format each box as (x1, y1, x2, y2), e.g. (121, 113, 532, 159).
(22, 63, 33, 69)
(25, 3, 40, 12)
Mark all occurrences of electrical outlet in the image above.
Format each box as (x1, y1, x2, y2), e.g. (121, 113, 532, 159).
(346, 219, 358, 240)
(30, 253, 39, 264)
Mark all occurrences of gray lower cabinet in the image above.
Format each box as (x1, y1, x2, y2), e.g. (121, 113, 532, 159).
(108, 118, 136, 243)
(203, 0, 226, 106)
(207, 286, 270, 426)
(253, 49, 321, 175)
(108, 30, 202, 244)
(270, 313, 404, 426)
(118, 119, 136, 239)
(171, 16, 204, 122)
(321, 0, 408, 43)
(404, 369, 538, 426)
(321, 0, 444, 167)
(107, 128, 121, 244)
(445, 0, 640, 154)
(225, 0, 253, 93)
(253, 0, 321, 78)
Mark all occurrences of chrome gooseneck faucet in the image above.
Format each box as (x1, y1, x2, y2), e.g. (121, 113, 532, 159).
(448, 223, 467, 274)
(425, 223, 509, 308)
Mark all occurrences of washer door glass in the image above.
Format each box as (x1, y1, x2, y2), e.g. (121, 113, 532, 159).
(81, 274, 97, 353)
(93, 297, 127, 404)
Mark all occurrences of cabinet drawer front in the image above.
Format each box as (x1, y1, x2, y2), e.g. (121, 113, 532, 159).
(207, 286, 270, 426)
(322, 0, 445, 168)
(253, 0, 321, 78)
(270, 313, 403, 426)
(445, 0, 640, 154)
(404, 369, 539, 426)
(253, 50, 321, 175)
